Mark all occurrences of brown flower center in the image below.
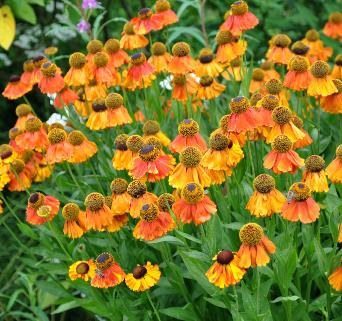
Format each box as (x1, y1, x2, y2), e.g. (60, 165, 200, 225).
(291, 41, 309, 55)
(266, 79, 282, 95)
(181, 182, 204, 204)
(178, 119, 199, 137)
(143, 120, 160, 135)
(16, 104, 32, 117)
(231, 1, 248, 15)
(28, 192, 45, 209)
(115, 134, 129, 151)
(105, 93, 124, 109)
(110, 178, 128, 194)
(87, 39, 103, 54)
(151, 42, 167, 56)
(139, 144, 159, 162)
(23, 60, 35, 72)
(127, 180, 147, 198)
(305, 29, 320, 41)
(272, 106, 292, 125)
(180, 146, 202, 167)
(25, 117, 42, 133)
(272, 135, 292, 153)
(272, 34, 291, 48)
(290, 182, 311, 201)
(157, 193, 175, 211)
(76, 262, 90, 274)
(138, 7, 153, 19)
(217, 250, 234, 265)
(261, 95, 279, 111)
(140, 203, 159, 221)
(131, 52, 147, 66)
(311, 60, 330, 78)
(96, 252, 114, 271)
(329, 12, 342, 24)
(336, 145, 342, 159)
(127, 135, 144, 152)
(69, 52, 86, 68)
(250, 92, 263, 106)
(239, 223, 264, 245)
(305, 155, 325, 172)
(41, 62, 57, 77)
(172, 42, 190, 57)
(62, 203, 80, 221)
(123, 22, 135, 35)
(93, 52, 109, 68)
(155, 0, 171, 12)
(92, 99, 107, 112)
(209, 133, 231, 150)
(216, 30, 234, 45)
(289, 56, 309, 72)
(68, 131, 85, 146)
(253, 174, 275, 193)
(230, 96, 249, 113)
(252, 68, 265, 81)
(104, 38, 120, 54)
(11, 159, 25, 174)
(85, 192, 105, 211)
(200, 76, 214, 87)
(48, 128, 67, 144)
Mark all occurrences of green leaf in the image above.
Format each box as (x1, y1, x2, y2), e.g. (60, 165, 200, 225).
(52, 301, 80, 314)
(27, 0, 44, 5)
(6, 0, 36, 24)
(147, 235, 185, 246)
(17, 222, 38, 240)
(271, 296, 301, 303)
(160, 304, 200, 321)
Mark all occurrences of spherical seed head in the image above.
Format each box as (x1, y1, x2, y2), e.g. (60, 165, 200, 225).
(127, 135, 144, 152)
(290, 182, 311, 201)
(291, 41, 309, 55)
(104, 195, 113, 209)
(76, 262, 90, 274)
(110, 178, 128, 195)
(230, 96, 250, 113)
(130, 52, 146, 65)
(105, 93, 123, 109)
(139, 144, 159, 162)
(178, 119, 199, 137)
(173, 74, 186, 85)
(252, 68, 265, 81)
(92, 99, 107, 112)
(305, 29, 320, 41)
(87, 39, 103, 54)
(155, 0, 171, 12)
(266, 78, 282, 94)
(200, 75, 214, 87)
(253, 174, 275, 193)
(209, 133, 231, 150)
(336, 145, 342, 159)
(157, 193, 175, 211)
(272, 134, 292, 153)
(123, 22, 135, 34)
(333, 79, 342, 93)
(289, 55, 309, 72)
(48, 123, 64, 132)
(310, 60, 330, 78)
(145, 136, 162, 150)
(23, 60, 34, 72)
(9, 127, 21, 140)
(199, 48, 214, 63)
(260, 61, 274, 71)
(217, 250, 234, 265)
(305, 155, 325, 172)
(140, 203, 159, 221)
(292, 115, 303, 128)
(93, 52, 109, 67)
(250, 92, 263, 106)
(85, 192, 105, 211)
(219, 115, 230, 131)
(180, 146, 202, 167)
(272, 106, 292, 125)
(69, 52, 86, 68)
(261, 95, 279, 111)
(28, 192, 45, 209)
(62, 203, 80, 220)
(132, 265, 147, 279)
(138, 7, 153, 19)
(0, 144, 13, 160)
(143, 120, 160, 135)
(48, 128, 67, 144)
(33, 55, 47, 68)
(151, 42, 167, 56)
(329, 12, 342, 23)
(11, 159, 25, 173)
(96, 252, 114, 270)
(335, 54, 342, 66)
(25, 117, 42, 133)
(37, 205, 52, 218)
(239, 223, 264, 245)
(181, 182, 204, 204)
(104, 38, 120, 53)
(172, 42, 190, 57)
(272, 34, 291, 48)
(68, 130, 85, 146)
(127, 180, 147, 198)
(16, 104, 32, 117)
(41, 62, 57, 77)
(216, 30, 234, 45)
(231, 1, 248, 15)
(115, 134, 129, 151)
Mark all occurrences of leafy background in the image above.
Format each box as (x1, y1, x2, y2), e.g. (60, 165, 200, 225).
(0, 0, 341, 320)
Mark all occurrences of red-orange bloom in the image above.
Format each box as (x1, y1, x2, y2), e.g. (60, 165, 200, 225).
(172, 74, 198, 101)
(14, 104, 34, 131)
(91, 52, 121, 86)
(46, 128, 73, 164)
(154, 0, 178, 27)
(110, 178, 131, 215)
(131, 8, 163, 35)
(2, 75, 32, 100)
(62, 203, 87, 239)
(38, 62, 64, 94)
(292, 115, 313, 150)
(8, 159, 32, 192)
(302, 155, 329, 193)
(302, 29, 332, 63)
(321, 80, 342, 114)
(32, 55, 48, 83)
(68, 130, 97, 164)
(104, 38, 130, 68)
(323, 12, 342, 41)
(266, 34, 293, 65)
(86, 99, 109, 131)
(105, 93, 132, 127)
(196, 76, 225, 100)
(20, 60, 35, 86)
(326, 145, 342, 184)
(54, 87, 78, 109)
(120, 22, 149, 51)
(284, 56, 313, 91)
(168, 42, 197, 74)
(148, 42, 172, 73)
(64, 52, 89, 86)
(328, 263, 342, 291)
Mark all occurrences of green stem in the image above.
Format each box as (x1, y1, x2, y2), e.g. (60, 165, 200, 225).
(146, 291, 162, 321)
(48, 222, 72, 260)
(66, 162, 86, 197)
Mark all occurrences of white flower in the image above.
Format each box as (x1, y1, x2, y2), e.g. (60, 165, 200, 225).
(159, 75, 173, 91)
(46, 113, 67, 126)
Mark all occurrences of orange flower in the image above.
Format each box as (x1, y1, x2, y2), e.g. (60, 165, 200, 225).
(157, 193, 176, 213)
(15, 117, 48, 151)
(172, 74, 198, 101)
(154, 0, 178, 27)
(195, 48, 223, 77)
(46, 128, 73, 164)
(292, 115, 312, 149)
(169, 146, 211, 189)
(196, 76, 225, 100)
(38, 62, 64, 94)
(91, 252, 126, 288)
(168, 42, 197, 74)
(331, 55, 342, 80)
(237, 223, 276, 268)
(323, 12, 342, 41)
(7, 159, 32, 192)
(256, 95, 279, 135)
(20, 60, 35, 86)
(221, 57, 245, 81)
(260, 61, 280, 81)
(54, 86, 78, 109)
(220, 1, 258, 36)
(62, 203, 87, 239)
(73, 92, 90, 117)
(104, 38, 130, 68)
(249, 68, 266, 93)
(206, 250, 246, 288)
(281, 182, 320, 224)
(302, 155, 329, 193)
(131, 8, 163, 35)
(321, 79, 342, 114)
(169, 119, 207, 153)
(215, 31, 247, 65)
(86, 99, 109, 131)
(326, 145, 342, 184)
(264, 78, 289, 108)
(284, 56, 313, 91)
(120, 22, 149, 51)
(103, 196, 129, 232)
(215, 115, 247, 147)
(84, 192, 113, 231)
(64, 52, 89, 86)
(105, 93, 132, 127)
(148, 42, 172, 73)
(266, 106, 305, 144)
(69, 260, 96, 282)
(91, 52, 121, 86)
(329, 263, 342, 291)
(266, 34, 293, 65)
(8, 128, 24, 153)
(246, 174, 286, 218)
(127, 180, 158, 218)
(86, 39, 103, 69)
(264, 134, 304, 174)
(172, 182, 216, 225)
(202, 133, 244, 170)
(205, 168, 231, 184)
(26, 192, 60, 225)
(308, 60, 338, 97)
(14, 104, 34, 131)
(142, 120, 170, 146)
(302, 29, 332, 63)
(130, 144, 174, 182)
(32, 55, 48, 84)
(123, 53, 155, 90)
(133, 203, 175, 241)
(110, 178, 131, 215)
(2, 75, 32, 100)
(85, 79, 107, 101)
(126, 135, 144, 169)
(67, 131, 97, 164)
(225, 96, 261, 134)
(112, 134, 132, 171)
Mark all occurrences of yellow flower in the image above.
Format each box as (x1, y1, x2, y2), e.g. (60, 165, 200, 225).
(68, 260, 96, 281)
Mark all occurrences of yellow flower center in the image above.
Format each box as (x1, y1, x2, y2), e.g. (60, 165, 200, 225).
(200, 76, 214, 87)
(69, 52, 86, 68)
(96, 252, 114, 271)
(48, 123, 64, 132)
(261, 95, 279, 111)
(25, 117, 42, 133)
(289, 56, 309, 72)
(157, 193, 175, 211)
(231, 1, 248, 15)
(272, 34, 291, 48)
(272, 106, 292, 125)
(104, 196, 113, 209)
(132, 265, 147, 279)
(290, 182, 311, 201)
(271, 134, 292, 153)
(219, 115, 230, 132)
(230, 96, 250, 113)
(291, 41, 309, 55)
(151, 42, 167, 56)
(173, 74, 186, 86)
(305, 155, 325, 172)
(16, 104, 32, 117)
(145, 136, 162, 150)
(105, 93, 124, 109)
(143, 120, 160, 135)
(115, 134, 129, 151)
(11, 159, 25, 174)
(138, 7, 153, 19)
(180, 146, 202, 167)
(104, 38, 120, 53)
(209, 133, 231, 150)
(127, 135, 144, 152)
(23, 60, 35, 72)
(250, 92, 263, 106)
(28, 192, 45, 209)
(172, 42, 190, 57)
(92, 99, 107, 112)
(85, 192, 105, 211)
(123, 22, 135, 35)
(260, 61, 274, 71)
(265, 78, 282, 95)
(239, 223, 264, 245)
(155, 0, 171, 12)
(310, 60, 330, 78)
(86, 39, 103, 54)
(217, 250, 234, 265)
(37, 205, 52, 218)
(48, 128, 67, 144)
(329, 12, 342, 24)
(253, 174, 275, 193)
(139, 144, 159, 162)
(178, 119, 199, 137)
(41, 62, 57, 77)
(131, 52, 147, 66)
(140, 203, 159, 221)
(62, 203, 80, 220)
(110, 178, 128, 194)
(33, 55, 47, 68)
(216, 30, 234, 45)
(252, 68, 265, 81)
(93, 52, 109, 67)
(199, 48, 214, 63)
(181, 182, 204, 204)
(76, 262, 90, 274)
(127, 180, 147, 198)
(0, 144, 13, 160)
(9, 127, 21, 140)
(68, 131, 85, 146)
(333, 79, 342, 93)
(305, 29, 320, 41)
